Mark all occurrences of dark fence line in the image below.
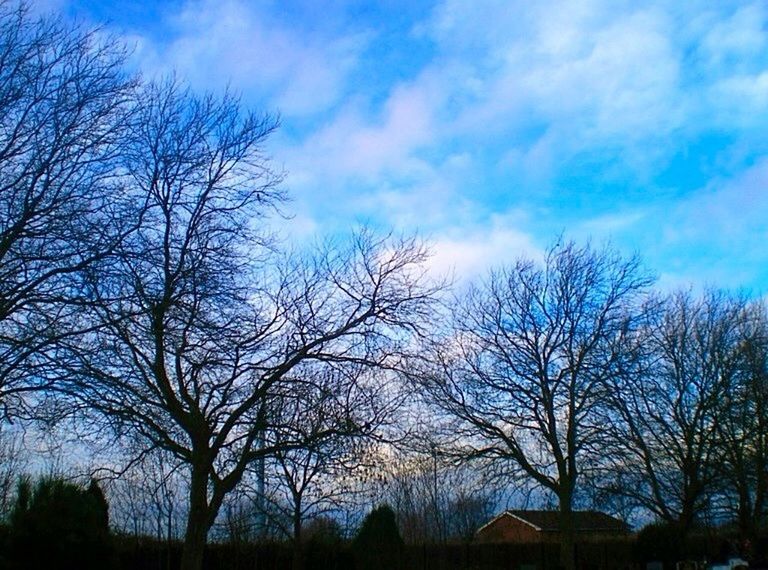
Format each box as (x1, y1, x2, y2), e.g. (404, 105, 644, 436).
(6, 518, 766, 570)
(104, 532, 768, 570)
(115, 537, 639, 570)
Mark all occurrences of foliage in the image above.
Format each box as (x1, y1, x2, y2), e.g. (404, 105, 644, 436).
(352, 505, 404, 570)
(635, 522, 687, 563)
(6, 477, 113, 570)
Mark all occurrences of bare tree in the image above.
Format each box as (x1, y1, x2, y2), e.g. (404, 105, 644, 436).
(379, 450, 435, 544)
(414, 241, 652, 570)
(0, 1, 135, 417)
(216, 484, 269, 544)
(605, 291, 745, 535)
(107, 475, 152, 537)
(62, 78, 438, 570)
(255, 366, 394, 570)
(0, 424, 27, 520)
(445, 482, 497, 542)
(380, 448, 497, 544)
(713, 300, 768, 541)
(107, 449, 187, 546)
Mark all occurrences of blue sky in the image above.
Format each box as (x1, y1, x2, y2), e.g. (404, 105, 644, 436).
(37, 0, 768, 292)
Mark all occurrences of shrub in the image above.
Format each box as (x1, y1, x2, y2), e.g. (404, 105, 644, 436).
(635, 522, 684, 564)
(305, 516, 344, 546)
(352, 505, 404, 570)
(7, 477, 113, 570)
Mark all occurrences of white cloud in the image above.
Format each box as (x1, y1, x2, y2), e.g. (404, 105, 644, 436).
(407, 1, 768, 182)
(577, 210, 647, 237)
(709, 72, 768, 128)
(131, 0, 367, 117)
(266, 0, 768, 266)
(268, 210, 320, 246)
(83, 0, 768, 294)
(672, 159, 768, 243)
(426, 213, 542, 282)
(292, 80, 437, 182)
(428, 3, 686, 155)
(698, 3, 768, 68)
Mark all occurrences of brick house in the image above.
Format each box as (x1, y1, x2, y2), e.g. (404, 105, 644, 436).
(475, 510, 630, 543)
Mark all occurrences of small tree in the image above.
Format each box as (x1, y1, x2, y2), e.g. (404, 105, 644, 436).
(353, 505, 404, 570)
(255, 365, 396, 569)
(0, 425, 27, 520)
(378, 445, 498, 544)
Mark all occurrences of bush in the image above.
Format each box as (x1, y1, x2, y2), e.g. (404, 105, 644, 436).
(305, 516, 344, 546)
(352, 505, 404, 570)
(635, 522, 684, 564)
(0, 522, 9, 568)
(6, 477, 113, 570)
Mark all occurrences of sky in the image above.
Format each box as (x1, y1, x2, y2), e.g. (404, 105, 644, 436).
(35, 0, 768, 292)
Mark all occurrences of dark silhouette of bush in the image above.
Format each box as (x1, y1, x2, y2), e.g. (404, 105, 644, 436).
(0, 522, 9, 568)
(306, 516, 344, 547)
(635, 522, 684, 564)
(87, 477, 110, 530)
(352, 505, 404, 570)
(304, 517, 347, 570)
(7, 477, 113, 570)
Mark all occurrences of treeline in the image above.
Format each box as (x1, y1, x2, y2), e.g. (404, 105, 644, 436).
(412, 246, 768, 569)
(2, 484, 763, 570)
(0, 3, 767, 570)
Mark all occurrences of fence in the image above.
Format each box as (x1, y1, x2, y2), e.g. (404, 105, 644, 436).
(115, 537, 638, 570)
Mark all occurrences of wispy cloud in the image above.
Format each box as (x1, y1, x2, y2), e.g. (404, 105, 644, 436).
(664, 158, 768, 262)
(291, 82, 437, 181)
(426, 212, 542, 282)
(129, 0, 369, 117)
(46, 0, 768, 291)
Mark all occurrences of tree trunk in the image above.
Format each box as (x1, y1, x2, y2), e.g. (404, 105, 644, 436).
(737, 488, 753, 541)
(181, 466, 211, 570)
(747, 451, 768, 542)
(292, 502, 304, 570)
(679, 493, 697, 540)
(559, 490, 576, 570)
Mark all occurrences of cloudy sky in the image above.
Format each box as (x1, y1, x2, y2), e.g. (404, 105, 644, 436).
(39, 0, 768, 291)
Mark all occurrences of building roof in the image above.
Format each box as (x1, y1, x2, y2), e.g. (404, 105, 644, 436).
(478, 510, 630, 534)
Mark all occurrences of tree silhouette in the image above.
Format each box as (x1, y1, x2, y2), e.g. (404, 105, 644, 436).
(606, 291, 751, 535)
(61, 77, 439, 570)
(415, 241, 651, 570)
(353, 505, 404, 570)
